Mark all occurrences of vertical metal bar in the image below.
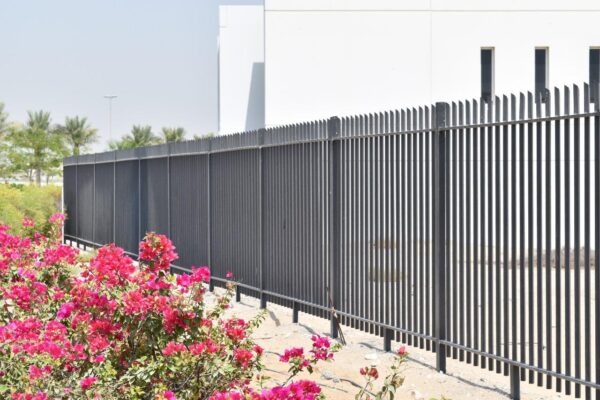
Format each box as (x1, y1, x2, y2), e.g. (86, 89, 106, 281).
(510, 94, 521, 399)
(502, 95, 509, 376)
(293, 301, 299, 323)
(594, 84, 600, 400)
(535, 92, 544, 386)
(369, 115, 374, 335)
(207, 144, 214, 292)
(554, 87, 562, 393)
(544, 90, 552, 389)
(466, 100, 472, 363)
(328, 117, 341, 338)
(259, 129, 267, 309)
(493, 97, 501, 373)
(519, 93, 526, 380)
(473, 99, 480, 367)
(138, 157, 142, 248)
(433, 102, 448, 373)
(92, 162, 96, 245)
(527, 92, 535, 383)
(75, 162, 78, 242)
(407, 111, 413, 344)
(583, 84, 592, 400)
(419, 107, 425, 349)
(480, 98, 487, 370)
(384, 327, 393, 352)
(511, 367, 521, 400)
(113, 155, 116, 244)
(451, 102, 458, 359)
(565, 85, 572, 395)
(425, 107, 431, 351)
(167, 147, 171, 240)
(489, 98, 495, 372)
(401, 112, 407, 344)
(459, 101, 465, 362)
(574, 85, 582, 397)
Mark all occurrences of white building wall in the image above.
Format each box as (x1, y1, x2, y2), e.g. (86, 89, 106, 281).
(264, 0, 600, 126)
(218, 5, 264, 134)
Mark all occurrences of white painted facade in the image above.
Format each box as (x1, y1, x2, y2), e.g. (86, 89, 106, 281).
(218, 5, 264, 134)
(219, 0, 600, 130)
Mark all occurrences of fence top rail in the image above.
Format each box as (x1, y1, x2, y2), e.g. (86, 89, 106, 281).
(64, 82, 600, 166)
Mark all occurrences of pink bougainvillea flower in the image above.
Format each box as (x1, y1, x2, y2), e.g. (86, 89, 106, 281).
(79, 376, 97, 390)
(162, 391, 176, 400)
(397, 345, 407, 356)
(48, 213, 65, 224)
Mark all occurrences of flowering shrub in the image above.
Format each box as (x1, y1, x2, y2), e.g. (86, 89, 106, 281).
(0, 215, 337, 399)
(356, 347, 408, 400)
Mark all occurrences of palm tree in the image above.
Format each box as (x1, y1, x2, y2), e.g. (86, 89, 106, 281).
(193, 132, 215, 140)
(9, 111, 68, 186)
(0, 102, 8, 134)
(57, 116, 98, 156)
(107, 139, 132, 151)
(106, 125, 163, 151)
(161, 127, 186, 143)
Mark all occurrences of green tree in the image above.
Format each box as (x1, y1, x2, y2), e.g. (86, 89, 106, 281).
(0, 102, 8, 134)
(108, 125, 160, 150)
(57, 116, 98, 156)
(8, 111, 68, 186)
(107, 139, 132, 151)
(193, 131, 215, 140)
(0, 103, 12, 182)
(161, 126, 186, 143)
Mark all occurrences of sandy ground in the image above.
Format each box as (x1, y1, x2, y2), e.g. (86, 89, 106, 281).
(209, 288, 580, 400)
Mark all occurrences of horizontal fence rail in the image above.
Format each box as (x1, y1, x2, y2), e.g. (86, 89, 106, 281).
(63, 83, 600, 400)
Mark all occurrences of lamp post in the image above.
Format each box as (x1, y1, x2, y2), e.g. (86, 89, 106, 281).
(103, 95, 117, 142)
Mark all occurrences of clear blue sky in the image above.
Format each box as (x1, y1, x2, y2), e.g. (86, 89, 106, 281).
(0, 0, 260, 151)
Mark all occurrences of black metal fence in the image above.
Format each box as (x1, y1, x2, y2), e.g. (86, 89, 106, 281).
(63, 83, 600, 399)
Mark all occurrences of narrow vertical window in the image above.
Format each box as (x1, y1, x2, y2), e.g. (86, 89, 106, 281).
(535, 48, 549, 102)
(481, 48, 494, 103)
(590, 48, 600, 103)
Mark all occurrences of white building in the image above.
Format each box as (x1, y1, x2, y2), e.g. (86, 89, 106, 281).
(219, 0, 600, 132)
(218, 4, 264, 134)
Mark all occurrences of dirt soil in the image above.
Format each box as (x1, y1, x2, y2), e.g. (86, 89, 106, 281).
(209, 288, 576, 400)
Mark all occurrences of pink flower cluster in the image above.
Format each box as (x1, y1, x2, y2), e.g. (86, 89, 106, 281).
(0, 215, 331, 399)
(210, 380, 321, 400)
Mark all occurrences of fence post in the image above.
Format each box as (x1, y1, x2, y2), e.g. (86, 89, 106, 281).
(113, 152, 116, 244)
(167, 144, 171, 240)
(258, 128, 267, 309)
(75, 158, 78, 247)
(384, 328, 393, 352)
(207, 140, 214, 293)
(92, 156, 96, 245)
(328, 116, 341, 339)
(433, 102, 448, 373)
(292, 301, 300, 324)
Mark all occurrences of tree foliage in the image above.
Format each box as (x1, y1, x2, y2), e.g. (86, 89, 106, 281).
(7, 111, 69, 185)
(161, 126, 186, 143)
(109, 125, 161, 150)
(56, 116, 98, 156)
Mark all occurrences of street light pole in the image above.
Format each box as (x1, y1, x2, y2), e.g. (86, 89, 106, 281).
(103, 95, 117, 142)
